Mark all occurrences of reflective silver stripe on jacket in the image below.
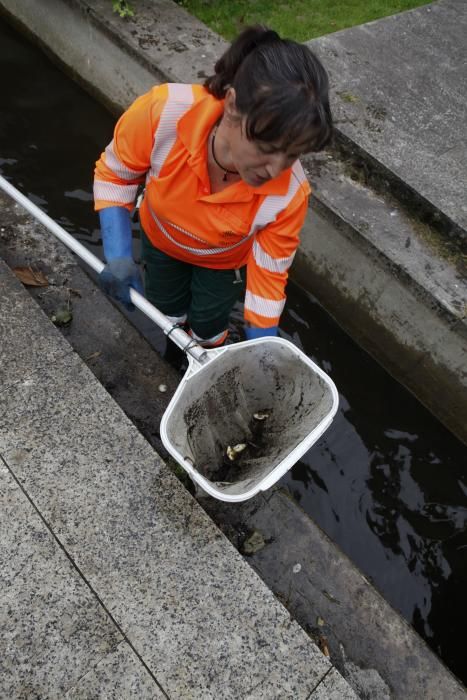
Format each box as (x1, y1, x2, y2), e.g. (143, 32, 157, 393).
(104, 140, 144, 180)
(148, 205, 254, 256)
(148, 83, 194, 180)
(252, 240, 295, 273)
(244, 292, 285, 318)
(93, 180, 139, 204)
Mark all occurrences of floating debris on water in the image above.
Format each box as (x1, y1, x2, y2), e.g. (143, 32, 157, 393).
(253, 411, 270, 421)
(158, 384, 167, 393)
(226, 443, 247, 461)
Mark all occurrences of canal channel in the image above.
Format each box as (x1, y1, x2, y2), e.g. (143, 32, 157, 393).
(1, 16, 466, 685)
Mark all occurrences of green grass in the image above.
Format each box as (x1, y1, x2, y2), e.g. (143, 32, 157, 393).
(175, 0, 430, 41)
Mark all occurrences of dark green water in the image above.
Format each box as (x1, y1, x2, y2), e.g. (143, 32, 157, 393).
(1, 16, 466, 683)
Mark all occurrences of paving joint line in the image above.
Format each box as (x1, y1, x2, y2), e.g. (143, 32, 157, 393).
(306, 665, 336, 699)
(0, 451, 171, 700)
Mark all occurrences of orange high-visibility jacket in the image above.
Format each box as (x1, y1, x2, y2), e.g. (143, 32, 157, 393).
(94, 83, 311, 328)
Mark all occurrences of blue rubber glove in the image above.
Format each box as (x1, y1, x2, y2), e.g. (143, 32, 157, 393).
(98, 207, 143, 311)
(244, 326, 278, 340)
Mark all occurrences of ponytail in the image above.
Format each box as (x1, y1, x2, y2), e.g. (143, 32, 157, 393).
(205, 25, 280, 99)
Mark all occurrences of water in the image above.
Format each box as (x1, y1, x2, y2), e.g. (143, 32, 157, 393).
(279, 286, 467, 673)
(1, 16, 466, 683)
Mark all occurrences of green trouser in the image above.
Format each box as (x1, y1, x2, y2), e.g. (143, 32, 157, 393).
(141, 231, 246, 342)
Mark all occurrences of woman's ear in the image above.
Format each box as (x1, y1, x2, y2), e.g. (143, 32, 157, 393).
(224, 87, 239, 119)
(223, 87, 242, 128)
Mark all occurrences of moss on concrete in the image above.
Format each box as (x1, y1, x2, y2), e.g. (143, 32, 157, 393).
(333, 136, 466, 262)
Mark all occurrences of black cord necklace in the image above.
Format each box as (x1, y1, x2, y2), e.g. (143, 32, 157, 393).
(211, 125, 239, 181)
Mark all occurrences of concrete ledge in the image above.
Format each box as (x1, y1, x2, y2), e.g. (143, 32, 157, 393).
(307, 0, 467, 239)
(1, 257, 356, 698)
(295, 172, 467, 443)
(1, 0, 465, 443)
(0, 190, 181, 460)
(0, 0, 226, 114)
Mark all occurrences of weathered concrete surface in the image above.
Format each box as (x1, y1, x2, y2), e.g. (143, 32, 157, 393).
(1, 257, 356, 699)
(201, 489, 467, 700)
(0, 463, 128, 699)
(295, 161, 467, 443)
(308, 0, 467, 237)
(0, 0, 226, 114)
(2, 191, 465, 698)
(309, 668, 362, 700)
(1, 0, 465, 444)
(0, 191, 180, 459)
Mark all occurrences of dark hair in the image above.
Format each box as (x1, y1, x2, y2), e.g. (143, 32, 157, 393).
(205, 25, 332, 153)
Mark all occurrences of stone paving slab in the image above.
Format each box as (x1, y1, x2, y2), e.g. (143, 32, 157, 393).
(0, 351, 331, 699)
(0, 258, 71, 390)
(0, 188, 181, 459)
(64, 642, 166, 699)
(0, 461, 128, 699)
(308, 0, 467, 234)
(309, 668, 360, 700)
(0, 261, 352, 698)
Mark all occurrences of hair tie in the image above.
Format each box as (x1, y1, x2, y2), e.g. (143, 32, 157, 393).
(257, 29, 280, 45)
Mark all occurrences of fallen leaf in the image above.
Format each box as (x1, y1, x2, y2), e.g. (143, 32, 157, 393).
(13, 266, 48, 287)
(339, 91, 360, 103)
(318, 634, 330, 657)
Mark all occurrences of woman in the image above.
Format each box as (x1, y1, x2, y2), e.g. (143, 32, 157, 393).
(94, 25, 332, 347)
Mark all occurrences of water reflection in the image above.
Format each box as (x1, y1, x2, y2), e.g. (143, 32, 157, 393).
(280, 285, 467, 679)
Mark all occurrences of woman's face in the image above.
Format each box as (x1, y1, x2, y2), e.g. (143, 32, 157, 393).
(232, 128, 305, 187)
(225, 88, 308, 187)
